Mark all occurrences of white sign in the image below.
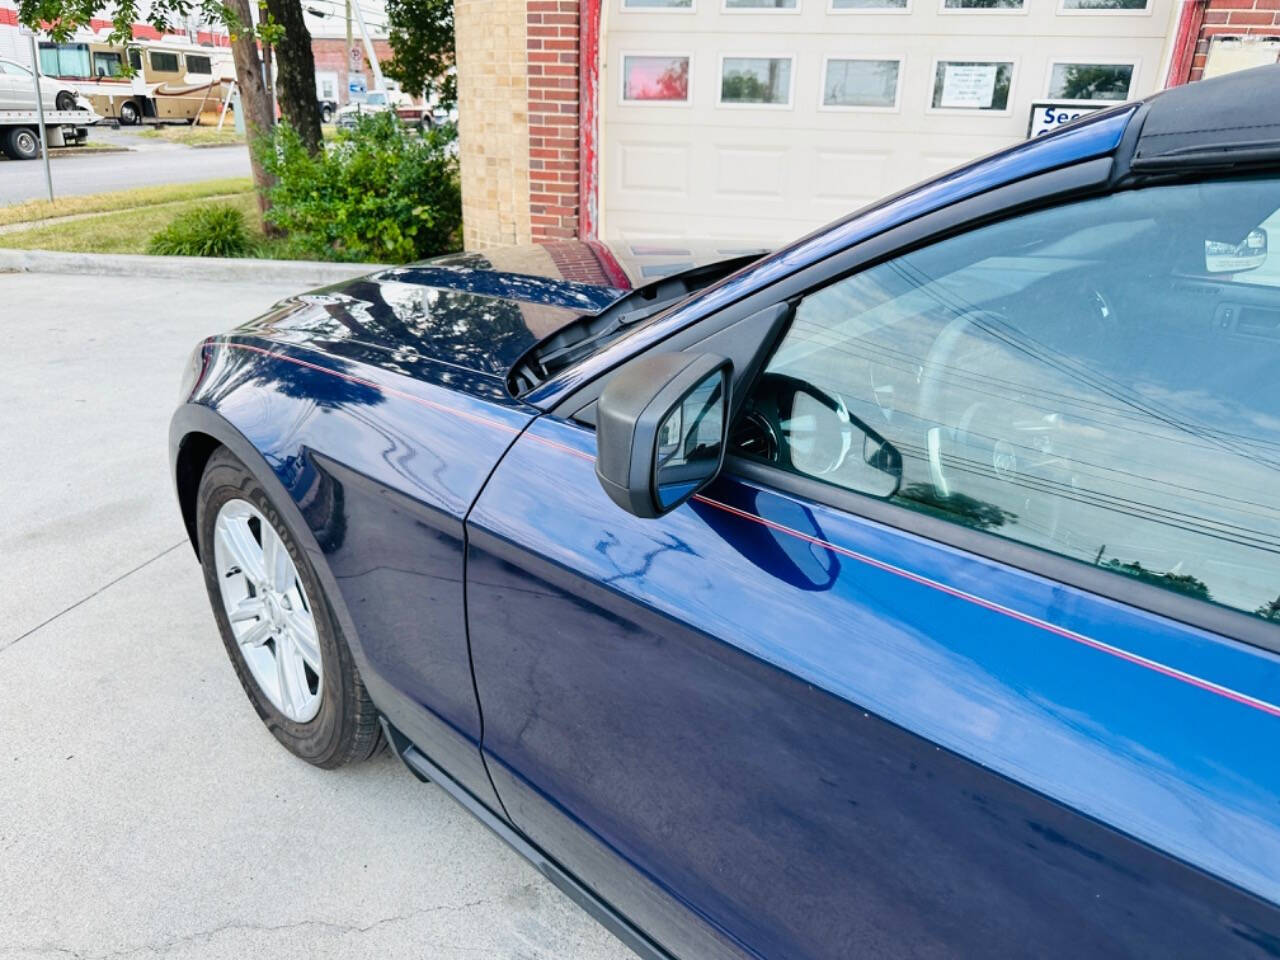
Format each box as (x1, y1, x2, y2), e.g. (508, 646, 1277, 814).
(1026, 100, 1105, 139)
(349, 44, 363, 71)
(939, 64, 997, 109)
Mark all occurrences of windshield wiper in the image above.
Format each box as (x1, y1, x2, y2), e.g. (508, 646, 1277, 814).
(508, 254, 763, 396)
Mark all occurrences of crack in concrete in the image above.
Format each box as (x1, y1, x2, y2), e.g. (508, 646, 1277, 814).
(15, 889, 534, 959)
(0, 541, 186, 655)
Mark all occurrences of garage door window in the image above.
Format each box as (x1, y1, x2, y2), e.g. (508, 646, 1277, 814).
(720, 56, 793, 107)
(622, 56, 691, 102)
(622, 0, 693, 8)
(830, 0, 908, 9)
(943, 0, 1024, 9)
(1060, 0, 1148, 9)
(930, 61, 1013, 111)
(821, 58, 901, 109)
(1047, 62, 1134, 100)
(726, 0, 799, 8)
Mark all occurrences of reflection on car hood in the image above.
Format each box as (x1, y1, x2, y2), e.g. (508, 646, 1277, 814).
(238, 239, 769, 381)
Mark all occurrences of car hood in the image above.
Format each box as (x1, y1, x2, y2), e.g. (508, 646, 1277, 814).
(238, 239, 767, 381)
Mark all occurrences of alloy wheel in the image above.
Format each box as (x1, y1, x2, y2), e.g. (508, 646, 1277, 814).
(212, 499, 324, 723)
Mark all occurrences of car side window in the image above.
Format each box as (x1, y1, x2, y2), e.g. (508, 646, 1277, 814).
(731, 176, 1280, 626)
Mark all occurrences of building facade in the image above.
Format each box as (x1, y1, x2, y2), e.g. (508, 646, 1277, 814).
(456, 0, 1278, 250)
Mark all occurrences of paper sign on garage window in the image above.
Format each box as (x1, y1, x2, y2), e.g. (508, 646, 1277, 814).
(939, 63, 997, 109)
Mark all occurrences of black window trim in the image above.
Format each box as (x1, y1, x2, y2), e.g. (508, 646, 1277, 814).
(556, 156, 1280, 654)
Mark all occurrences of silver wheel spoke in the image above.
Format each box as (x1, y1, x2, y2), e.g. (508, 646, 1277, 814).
(238, 619, 273, 648)
(285, 610, 322, 672)
(213, 499, 324, 724)
(275, 637, 307, 718)
(228, 595, 266, 624)
(262, 529, 292, 594)
(216, 515, 266, 584)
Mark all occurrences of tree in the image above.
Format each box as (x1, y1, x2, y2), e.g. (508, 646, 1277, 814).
(383, 0, 456, 110)
(265, 0, 323, 154)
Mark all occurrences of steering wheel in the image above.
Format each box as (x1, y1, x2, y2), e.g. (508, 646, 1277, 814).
(917, 310, 1072, 543)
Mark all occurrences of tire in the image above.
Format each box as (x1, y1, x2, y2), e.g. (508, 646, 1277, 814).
(320, 104, 334, 124)
(118, 101, 139, 125)
(4, 127, 39, 161)
(195, 446, 382, 768)
(55, 90, 76, 112)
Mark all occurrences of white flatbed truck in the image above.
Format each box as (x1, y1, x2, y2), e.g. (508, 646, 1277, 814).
(0, 107, 100, 161)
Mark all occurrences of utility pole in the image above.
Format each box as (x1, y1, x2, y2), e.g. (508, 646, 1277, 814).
(26, 32, 53, 202)
(345, 0, 353, 104)
(349, 0, 384, 93)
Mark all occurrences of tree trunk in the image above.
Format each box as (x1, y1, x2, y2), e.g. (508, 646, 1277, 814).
(225, 0, 278, 226)
(266, 0, 323, 155)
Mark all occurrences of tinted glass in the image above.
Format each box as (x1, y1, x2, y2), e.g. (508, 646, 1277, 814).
(186, 54, 212, 74)
(1048, 62, 1133, 100)
(150, 52, 180, 73)
(94, 52, 124, 77)
(733, 177, 1280, 626)
(39, 43, 90, 77)
(128, 49, 142, 70)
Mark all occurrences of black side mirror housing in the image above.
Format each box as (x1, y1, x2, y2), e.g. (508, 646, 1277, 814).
(595, 352, 732, 518)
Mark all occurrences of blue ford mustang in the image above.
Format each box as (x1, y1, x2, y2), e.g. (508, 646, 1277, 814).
(171, 66, 1280, 959)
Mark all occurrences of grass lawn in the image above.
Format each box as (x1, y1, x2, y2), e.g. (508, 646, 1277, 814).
(0, 178, 254, 228)
(138, 125, 246, 147)
(0, 192, 262, 255)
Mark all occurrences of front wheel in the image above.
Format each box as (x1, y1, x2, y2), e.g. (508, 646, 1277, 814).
(54, 90, 76, 111)
(195, 447, 382, 767)
(3, 127, 40, 161)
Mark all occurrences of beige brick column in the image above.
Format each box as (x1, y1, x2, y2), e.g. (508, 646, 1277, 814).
(456, 0, 534, 249)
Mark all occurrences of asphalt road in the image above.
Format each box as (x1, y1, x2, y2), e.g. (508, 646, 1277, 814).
(0, 270, 633, 960)
(0, 142, 251, 206)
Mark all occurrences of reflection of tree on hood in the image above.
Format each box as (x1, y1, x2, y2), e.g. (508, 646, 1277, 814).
(317, 278, 540, 377)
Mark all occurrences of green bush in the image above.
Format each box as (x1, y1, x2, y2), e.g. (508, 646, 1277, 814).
(258, 112, 462, 263)
(147, 204, 256, 258)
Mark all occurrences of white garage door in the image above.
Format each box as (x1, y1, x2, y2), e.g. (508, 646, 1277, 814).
(600, 0, 1177, 246)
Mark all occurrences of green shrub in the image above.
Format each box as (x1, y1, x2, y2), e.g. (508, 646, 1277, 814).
(147, 204, 256, 258)
(257, 112, 462, 263)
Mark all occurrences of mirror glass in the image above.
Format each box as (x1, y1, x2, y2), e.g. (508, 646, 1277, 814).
(1205, 228, 1268, 273)
(654, 370, 727, 510)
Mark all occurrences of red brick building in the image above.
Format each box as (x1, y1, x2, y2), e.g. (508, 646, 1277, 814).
(1166, 0, 1280, 84)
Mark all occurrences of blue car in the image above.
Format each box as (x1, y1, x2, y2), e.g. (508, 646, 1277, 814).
(171, 65, 1280, 959)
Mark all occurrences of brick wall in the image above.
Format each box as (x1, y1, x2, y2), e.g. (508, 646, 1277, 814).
(312, 37, 394, 104)
(1191, 0, 1280, 80)
(456, 0, 534, 249)
(526, 0, 580, 241)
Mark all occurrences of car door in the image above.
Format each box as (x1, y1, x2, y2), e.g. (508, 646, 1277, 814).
(466, 174, 1280, 959)
(0, 62, 31, 110)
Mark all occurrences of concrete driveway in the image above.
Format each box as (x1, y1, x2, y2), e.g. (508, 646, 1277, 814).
(0, 269, 633, 960)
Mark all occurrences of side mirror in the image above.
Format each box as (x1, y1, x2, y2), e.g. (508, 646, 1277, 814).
(595, 353, 732, 518)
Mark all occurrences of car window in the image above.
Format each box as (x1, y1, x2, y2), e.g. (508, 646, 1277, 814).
(1, 61, 31, 76)
(185, 54, 212, 75)
(731, 176, 1280, 626)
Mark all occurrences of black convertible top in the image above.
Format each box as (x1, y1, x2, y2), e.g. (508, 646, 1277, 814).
(1131, 63, 1280, 172)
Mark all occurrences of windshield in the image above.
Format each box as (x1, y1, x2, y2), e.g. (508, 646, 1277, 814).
(365, 93, 387, 105)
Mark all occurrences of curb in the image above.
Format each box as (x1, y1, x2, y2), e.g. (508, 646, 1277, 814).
(48, 147, 135, 159)
(0, 249, 386, 285)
